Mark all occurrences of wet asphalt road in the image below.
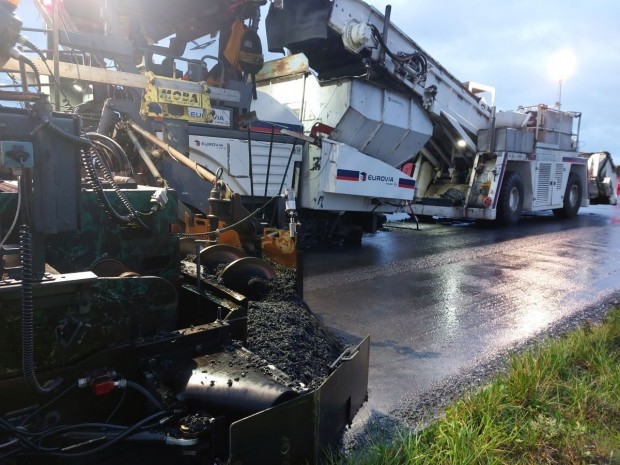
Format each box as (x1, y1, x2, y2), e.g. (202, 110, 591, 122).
(302, 205, 620, 424)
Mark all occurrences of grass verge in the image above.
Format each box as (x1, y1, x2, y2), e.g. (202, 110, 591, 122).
(338, 309, 620, 465)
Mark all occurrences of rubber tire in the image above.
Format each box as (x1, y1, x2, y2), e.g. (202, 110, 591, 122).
(552, 172, 582, 218)
(415, 214, 435, 224)
(342, 226, 363, 245)
(496, 171, 524, 226)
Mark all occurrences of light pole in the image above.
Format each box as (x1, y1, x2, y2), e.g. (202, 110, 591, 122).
(548, 49, 576, 110)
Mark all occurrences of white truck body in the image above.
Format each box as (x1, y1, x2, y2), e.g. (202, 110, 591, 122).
(261, 0, 617, 226)
(412, 105, 617, 223)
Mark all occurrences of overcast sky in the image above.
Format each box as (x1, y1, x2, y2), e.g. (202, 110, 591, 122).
(362, 0, 620, 158)
(14, 0, 620, 159)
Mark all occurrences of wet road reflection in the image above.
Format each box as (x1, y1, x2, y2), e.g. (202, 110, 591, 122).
(303, 205, 620, 415)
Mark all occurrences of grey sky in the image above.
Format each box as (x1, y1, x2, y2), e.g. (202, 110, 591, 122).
(14, 0, 620, 158)
(364, 0, 620, 157)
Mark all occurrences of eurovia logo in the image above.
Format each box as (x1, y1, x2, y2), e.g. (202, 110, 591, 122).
(336, 169, 406, 187)
(193, 139, 226, 150)
(363, 172, 395, 183)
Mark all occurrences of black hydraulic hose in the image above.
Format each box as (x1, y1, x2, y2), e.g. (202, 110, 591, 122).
(23, 38, 74, 111)
(81, 149, 114, 222)
(1, 410, 167, 458)
(17, 55, 42, 93)
(47, 411, 167, 459)
(200, 54, 224, 86)
(81, 149, 139, 225)
(91, 152, 149, 228)
(31, 117, 92, 147)
(86, 132, 134, 176)
(369, 24, 428, 76)
(85, 142, 149, 227)
(20, 225, 62, 395)
(90, 139, 122, 174)
(31, 121, 149, 227)
(22, 39, 46, 62)
(20, 384, 77, 427)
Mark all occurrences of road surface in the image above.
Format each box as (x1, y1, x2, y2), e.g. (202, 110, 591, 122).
(303, 205, 620, 426)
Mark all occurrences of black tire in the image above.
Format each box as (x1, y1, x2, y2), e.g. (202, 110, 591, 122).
(343, 228, 363, 246)
(496, 171, 524, 226)
(552, 172, 582, 218)
(415, 214, 435, 223)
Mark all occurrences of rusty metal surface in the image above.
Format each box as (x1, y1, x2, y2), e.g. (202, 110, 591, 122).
(261, 228, 297, 268)
(255, 54, 310, 83)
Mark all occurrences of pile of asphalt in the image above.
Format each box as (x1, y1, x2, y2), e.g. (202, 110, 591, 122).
(244, 262, 345, 390)
(181, 257, 345, 390)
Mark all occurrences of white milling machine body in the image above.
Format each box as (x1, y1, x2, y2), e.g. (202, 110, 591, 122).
(260, 0, 491, 227)
(261, 0, 617, 227)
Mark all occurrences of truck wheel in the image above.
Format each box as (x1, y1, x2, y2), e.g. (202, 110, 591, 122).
(343, 228, 363, 246)
(497, 171, 524, 226)
(552, 172, 582, 218)
(415, 214, 435, 223)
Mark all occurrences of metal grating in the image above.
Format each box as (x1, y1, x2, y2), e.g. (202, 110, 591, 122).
(536, 163, 551, 205)
(554, 163, 564, 190)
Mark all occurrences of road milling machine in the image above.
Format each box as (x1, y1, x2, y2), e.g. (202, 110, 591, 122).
(260, 0, 618, 225)
(0, 1, 370, 464)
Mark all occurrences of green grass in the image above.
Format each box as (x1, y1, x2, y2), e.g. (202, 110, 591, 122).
(338, 310, 620, 465)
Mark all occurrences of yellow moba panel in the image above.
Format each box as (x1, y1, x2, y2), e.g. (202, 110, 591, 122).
(141, 72, 213, 123)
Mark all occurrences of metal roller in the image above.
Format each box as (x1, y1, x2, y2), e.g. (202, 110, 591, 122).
(91, 258, 131, 277)
(173, 349, 298, 422)
(219, 257, 276, 299)
(197, 244, 246, 274)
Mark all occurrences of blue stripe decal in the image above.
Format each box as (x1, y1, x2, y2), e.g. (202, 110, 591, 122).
(562, 157, 587, 165)
(337, 169, 360, 181)
(398, 178, 416, 189)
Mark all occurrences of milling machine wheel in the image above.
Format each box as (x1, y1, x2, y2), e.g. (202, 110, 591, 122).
(197, 244, 246, 274)
(496, 170, 524, 226)
(219, 257, 276, 300)
(552, 172, 582, 218)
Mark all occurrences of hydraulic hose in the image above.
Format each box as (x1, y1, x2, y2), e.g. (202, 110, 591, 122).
(17, 54, 41, 93)
(90, 150, 149, 227)
(22, 38, 74, 111)
(369, 24, 428, 77)
(31, 120, 149, 227)
(20, 224, 62, 395)
(81, 148, 142, 225)
(127, 381, 165, 410)
(86, 132, 134, 176)
(31, 117, 92, 147)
